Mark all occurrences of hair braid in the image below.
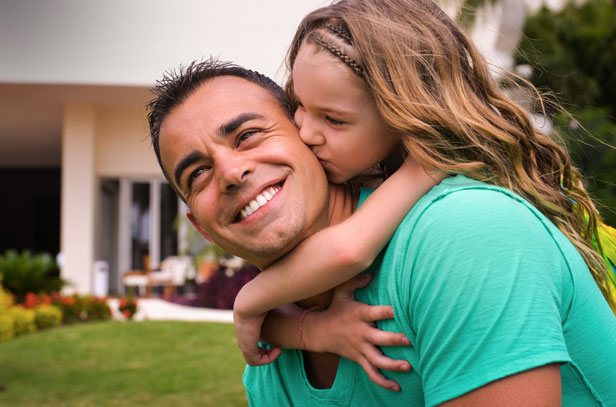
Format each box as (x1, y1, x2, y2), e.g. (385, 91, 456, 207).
(312, 36, 364, 77)
(325, 23, 354, 44)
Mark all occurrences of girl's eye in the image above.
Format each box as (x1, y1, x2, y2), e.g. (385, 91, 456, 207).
(325, 116, 345, 126)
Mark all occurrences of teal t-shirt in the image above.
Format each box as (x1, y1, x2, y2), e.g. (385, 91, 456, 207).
(243, 175, 616, 406)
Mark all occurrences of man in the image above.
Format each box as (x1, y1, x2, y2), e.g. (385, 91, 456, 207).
(148, 60, 616, 406)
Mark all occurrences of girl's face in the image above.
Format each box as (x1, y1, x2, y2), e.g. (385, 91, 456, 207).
(292, 43, 400, 183)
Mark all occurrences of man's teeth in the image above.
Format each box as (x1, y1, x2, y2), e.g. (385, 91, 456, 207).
(240, 186, 281, 219)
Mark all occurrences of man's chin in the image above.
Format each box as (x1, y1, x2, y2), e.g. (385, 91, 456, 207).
(222, 233, 300, 270)
(219, 214, 307, 268)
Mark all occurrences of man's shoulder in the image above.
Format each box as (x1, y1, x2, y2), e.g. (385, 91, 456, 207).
(378, 175, 536, 238)
(360, 174, 527, 220)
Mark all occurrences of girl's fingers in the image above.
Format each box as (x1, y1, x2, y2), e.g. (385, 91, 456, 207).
(242, 347, 262, 366)
(363, 346, 412, 373)
(361, 304, 395, 322)
(366, 329, 412, 348)
(358, 358, 401, 392)
(244, 346, 282, 366)
(258, 346, 282, 365)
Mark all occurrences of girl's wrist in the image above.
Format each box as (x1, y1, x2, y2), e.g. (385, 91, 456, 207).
(298, 306, 327, 351)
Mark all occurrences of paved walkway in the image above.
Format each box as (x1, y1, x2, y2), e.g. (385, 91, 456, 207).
(107, 298, 234, 323)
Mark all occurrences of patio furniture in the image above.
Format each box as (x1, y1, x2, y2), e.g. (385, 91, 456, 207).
(151, 256, 195, 300)
(122, 255, 152, 297)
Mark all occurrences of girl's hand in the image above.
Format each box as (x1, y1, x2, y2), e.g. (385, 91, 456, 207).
(302, 274, 412, 391)
(233, 310, 282, 366)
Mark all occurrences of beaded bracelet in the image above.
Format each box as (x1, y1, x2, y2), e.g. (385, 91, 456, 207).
(297, 306, 326, 350)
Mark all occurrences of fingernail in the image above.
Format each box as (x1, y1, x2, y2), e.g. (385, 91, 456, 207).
(391, 384, 400, 392)
(400, 362, 411, 371)
(402, 336, 411, 345)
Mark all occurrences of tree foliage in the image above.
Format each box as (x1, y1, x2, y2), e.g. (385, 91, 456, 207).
(0, 250, 66, 299)
(516, 0, 616, 225)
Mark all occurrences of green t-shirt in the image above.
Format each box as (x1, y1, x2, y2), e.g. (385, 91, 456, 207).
(243, 175, 616, 406)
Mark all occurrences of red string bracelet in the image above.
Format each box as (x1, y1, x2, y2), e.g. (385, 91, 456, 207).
(298, 306, 326, 350)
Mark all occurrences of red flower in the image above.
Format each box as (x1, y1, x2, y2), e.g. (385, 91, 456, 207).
(24, 292, 40, 308)
(62, 297, 75, 306)
(122, 310, 132, 319)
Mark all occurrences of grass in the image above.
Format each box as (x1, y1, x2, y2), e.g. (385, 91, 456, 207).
(0, 321, 247, 407)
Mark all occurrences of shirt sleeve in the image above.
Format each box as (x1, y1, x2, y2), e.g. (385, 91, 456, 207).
(406, 188, 572, 406)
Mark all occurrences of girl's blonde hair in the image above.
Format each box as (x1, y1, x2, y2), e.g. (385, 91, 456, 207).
(286, 0, 615, 310)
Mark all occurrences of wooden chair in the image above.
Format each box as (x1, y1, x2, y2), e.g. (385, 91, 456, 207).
(150, 256, 194, 300)
(122, 255, 152, 297)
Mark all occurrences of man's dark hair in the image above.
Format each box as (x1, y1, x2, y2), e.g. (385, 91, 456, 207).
(147, 58, 292, 184)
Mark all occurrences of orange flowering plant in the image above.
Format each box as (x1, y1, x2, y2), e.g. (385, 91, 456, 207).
(118, 297, 138, 320)
(21, 292, 111, 324)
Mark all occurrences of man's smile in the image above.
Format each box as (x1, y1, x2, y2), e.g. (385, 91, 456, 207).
(237, 180, 284, 222)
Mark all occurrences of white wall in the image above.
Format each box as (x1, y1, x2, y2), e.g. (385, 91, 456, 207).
(61, 104, 96, 294)
(0, 0, 329, 86)
(95, 106, 160, 178)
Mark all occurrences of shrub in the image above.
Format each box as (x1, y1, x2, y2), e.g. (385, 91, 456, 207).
(55, 294, 95, 323)
(20, 292, 112, 324)
(86, 296, 112, 321)
(193, 263, 258, 310)
(34, 304, 63, 329)
(23, 292, 51, 308)
(0, 285, 14, 312)
(0, 314, 14, 343)
(54, 294, 84, 324)
(9, 305, 36, 336)
(0, 250, 66, 300)
(118, 297, 138, 320)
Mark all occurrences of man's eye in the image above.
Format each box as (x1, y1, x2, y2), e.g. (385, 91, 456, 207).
(236, 130, 256, 147)
(187, 166, 210, 189)
(325, 116, 345, 126)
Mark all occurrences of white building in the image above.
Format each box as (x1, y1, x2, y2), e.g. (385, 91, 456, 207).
(0, 0, 560, 295)
(0, 0, 329, 294)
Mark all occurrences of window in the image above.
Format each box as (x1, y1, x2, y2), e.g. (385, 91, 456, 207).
(97, 178, 180, 294)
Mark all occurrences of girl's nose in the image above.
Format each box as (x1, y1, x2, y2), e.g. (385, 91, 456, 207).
(296, 111, 325, 147)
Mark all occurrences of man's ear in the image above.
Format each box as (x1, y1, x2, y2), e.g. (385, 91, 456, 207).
(186, 211, 213, 243)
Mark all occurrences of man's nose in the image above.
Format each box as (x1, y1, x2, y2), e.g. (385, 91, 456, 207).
(215, 152, 255, 193)
(298, 114, 325, 147)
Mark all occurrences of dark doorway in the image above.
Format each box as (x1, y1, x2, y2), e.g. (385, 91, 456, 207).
(0, 167, 61, 256)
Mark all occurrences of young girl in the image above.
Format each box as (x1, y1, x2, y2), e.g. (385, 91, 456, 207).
(232, 29, 444, 382)
(234, 0, 616, 393)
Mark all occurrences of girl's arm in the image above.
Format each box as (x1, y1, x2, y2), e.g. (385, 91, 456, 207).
(234, 158, 443, 362)
(236, 157, 442, 312)
(253, 275, 413, 391)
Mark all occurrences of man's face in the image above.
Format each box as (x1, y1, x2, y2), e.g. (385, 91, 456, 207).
(159, 76, 330, 268)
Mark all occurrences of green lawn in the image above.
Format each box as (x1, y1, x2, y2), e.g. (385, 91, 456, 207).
(0, 321, 247, 407)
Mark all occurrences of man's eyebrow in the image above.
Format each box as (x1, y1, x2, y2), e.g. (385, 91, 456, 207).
(174, 150, 203, 189)
(172, 113, 264, 189)
(217, 113, 264, 138)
